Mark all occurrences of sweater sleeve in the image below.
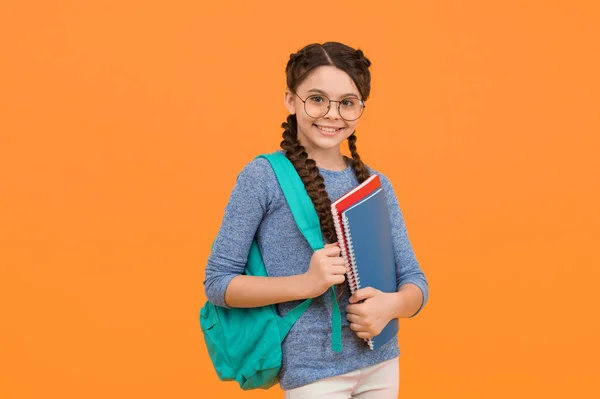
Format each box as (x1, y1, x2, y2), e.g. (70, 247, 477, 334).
(378, 173, 429, 317)
(203, 157, 275, 308)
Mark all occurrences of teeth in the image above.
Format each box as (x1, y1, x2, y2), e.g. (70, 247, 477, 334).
(316, 125, 340, 133)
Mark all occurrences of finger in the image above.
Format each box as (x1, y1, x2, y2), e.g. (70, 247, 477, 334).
(346, 304, 364, 316)
(330, 265, 347, 275)
(323, 245, 341, 257)
(329, 257, 346, 266)
(356, 331, 373, 339)
(349, 322, 367, 332)
(349, 287, 378, 303)
(332, 274, 346, 285)
(346, 313, 360, 323)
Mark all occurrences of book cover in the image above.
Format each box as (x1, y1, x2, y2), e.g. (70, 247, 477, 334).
(341, 188, 399, 351)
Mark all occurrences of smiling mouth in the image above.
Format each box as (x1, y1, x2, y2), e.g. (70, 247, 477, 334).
(314, 124, 344, 134)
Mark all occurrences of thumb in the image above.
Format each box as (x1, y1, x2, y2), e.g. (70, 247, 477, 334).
(349, 287, 378, 303)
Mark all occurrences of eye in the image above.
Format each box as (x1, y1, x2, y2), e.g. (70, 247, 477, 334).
(341, 98, 358, 107)
(308, 95, 325, 104)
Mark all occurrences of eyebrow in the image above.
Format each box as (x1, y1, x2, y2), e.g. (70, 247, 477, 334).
(306, 88, 361, 99)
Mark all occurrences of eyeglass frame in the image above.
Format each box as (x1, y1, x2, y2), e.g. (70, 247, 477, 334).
(291, 90, 366, 121)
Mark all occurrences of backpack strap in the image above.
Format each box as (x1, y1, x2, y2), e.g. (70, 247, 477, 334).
(258, 152, 323, 250)
(258, 151, 342, 353)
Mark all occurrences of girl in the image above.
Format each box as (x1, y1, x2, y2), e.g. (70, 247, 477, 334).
(204, 42, 428, 398)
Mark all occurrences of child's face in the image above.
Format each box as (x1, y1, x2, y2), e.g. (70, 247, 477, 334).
(284, 66, 362, 154)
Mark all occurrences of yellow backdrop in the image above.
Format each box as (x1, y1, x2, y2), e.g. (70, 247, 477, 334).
(1, 1, 599, 398)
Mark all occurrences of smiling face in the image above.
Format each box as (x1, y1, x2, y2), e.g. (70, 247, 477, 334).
(284, 65, 363, 157)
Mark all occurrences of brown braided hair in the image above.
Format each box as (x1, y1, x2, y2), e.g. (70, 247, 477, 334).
(280, 42, 372, 296)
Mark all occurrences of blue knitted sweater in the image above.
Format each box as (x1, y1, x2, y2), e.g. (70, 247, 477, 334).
(203, 151, 429, 390)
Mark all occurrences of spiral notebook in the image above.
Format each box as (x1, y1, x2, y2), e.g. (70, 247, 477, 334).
(331, 175, 399, 350)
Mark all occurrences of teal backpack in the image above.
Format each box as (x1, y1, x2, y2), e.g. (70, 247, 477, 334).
(199, 151, 342, 390)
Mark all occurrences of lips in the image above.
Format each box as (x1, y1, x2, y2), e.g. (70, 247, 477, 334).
(314, 124, 343, 135)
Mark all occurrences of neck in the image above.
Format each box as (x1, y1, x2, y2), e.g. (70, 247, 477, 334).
(304, 147, 347, 171)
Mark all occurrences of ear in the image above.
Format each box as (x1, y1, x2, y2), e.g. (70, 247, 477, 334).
(284, 89, 297, 115)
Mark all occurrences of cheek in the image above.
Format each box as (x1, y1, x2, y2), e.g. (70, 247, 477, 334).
(341, 130, 355, 143)
(346, 121, 359, 135)
(297, 114, 315, 129)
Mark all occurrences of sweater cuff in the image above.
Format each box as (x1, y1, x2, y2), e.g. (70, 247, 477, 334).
(397, 279, 428, 318)
(205, 274, 238, 309)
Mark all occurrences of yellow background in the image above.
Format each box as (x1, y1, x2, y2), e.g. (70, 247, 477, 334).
(1, 1, 599, 398)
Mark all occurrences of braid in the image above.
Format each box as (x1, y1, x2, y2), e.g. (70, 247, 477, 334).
(347, 132, 371, 183)
(279, 42, 374, 300)
(280, 115, 338, 244)
(280, 119, 371, 300)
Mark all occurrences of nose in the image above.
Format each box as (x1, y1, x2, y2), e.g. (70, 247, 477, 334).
(323, 101, 341, 119)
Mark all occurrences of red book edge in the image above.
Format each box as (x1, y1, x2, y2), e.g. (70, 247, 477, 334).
(331, 174, 381, 212)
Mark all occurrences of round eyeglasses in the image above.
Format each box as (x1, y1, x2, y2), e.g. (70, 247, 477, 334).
(292, 91, 365, 121)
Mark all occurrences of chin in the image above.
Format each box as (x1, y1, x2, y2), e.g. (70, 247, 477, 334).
(316, 138, 347, 151)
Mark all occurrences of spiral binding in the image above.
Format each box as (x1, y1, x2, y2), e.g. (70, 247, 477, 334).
(342, 214, 361, 293)
(331, 209, 356, 291)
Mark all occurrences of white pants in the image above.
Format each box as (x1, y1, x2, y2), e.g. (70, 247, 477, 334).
(283, 357, 400, 399)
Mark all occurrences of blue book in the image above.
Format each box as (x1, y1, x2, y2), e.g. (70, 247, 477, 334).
(341, 187, 398, 350)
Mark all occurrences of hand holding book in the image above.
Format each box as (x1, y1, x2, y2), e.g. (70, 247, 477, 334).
(346, 287, 398, 340)
(301, 242, 347, 298)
